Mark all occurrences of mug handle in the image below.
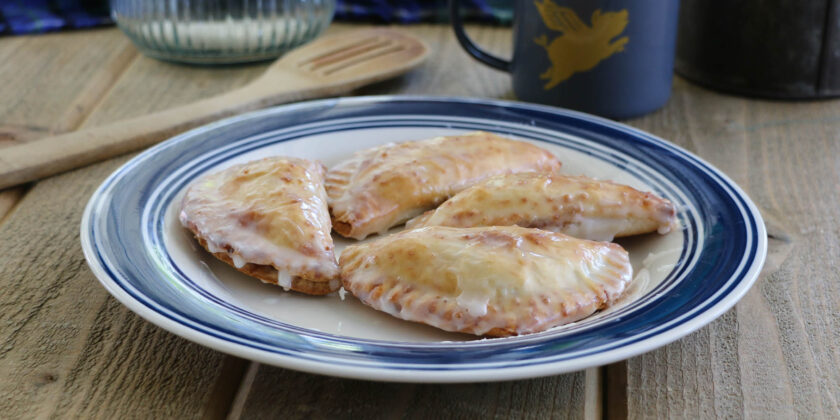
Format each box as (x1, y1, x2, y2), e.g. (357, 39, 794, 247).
(449, 0, 512, 72)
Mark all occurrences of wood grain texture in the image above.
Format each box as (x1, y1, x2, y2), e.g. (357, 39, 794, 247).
(0, 28, 430, 189)
(80, 41, 267, 127)
(4, 22, 838, 419)
(0, 27, 137, 230)
(0, 27, 262, 418)
(234, 364, 590, 419)
(0, 29, 136, 137)
(617, 79, 840, 418)
(0, 187, 25, 224)
(355, 24, 514, 98)
(0, 156, 247, 419)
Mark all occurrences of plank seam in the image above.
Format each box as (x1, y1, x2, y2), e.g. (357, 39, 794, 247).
(0, 186, 30, 229)
(225, 361, 259, 420)
(604, 361, 628, 420)
(0, 41, 138, 227)
(57, 44, 140, 133)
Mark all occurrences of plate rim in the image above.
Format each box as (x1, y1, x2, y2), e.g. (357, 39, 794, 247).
(81, 95, 767, 383)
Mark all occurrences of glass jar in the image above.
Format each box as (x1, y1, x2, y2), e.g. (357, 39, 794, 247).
(111, 0, 335, 64)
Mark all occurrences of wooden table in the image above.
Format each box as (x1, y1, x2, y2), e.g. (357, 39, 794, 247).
(1, 23, 838, 419)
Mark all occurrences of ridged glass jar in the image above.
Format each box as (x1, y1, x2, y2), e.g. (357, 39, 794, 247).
(111, 0, 335, 64)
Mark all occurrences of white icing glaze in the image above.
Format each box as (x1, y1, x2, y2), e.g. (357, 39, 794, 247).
(204, 238, 224, 254)
(407, 173, 677, 241)
(456, 291, 489, 317)
(179, 156, 339, 289)
(341, 226, 633, 336)
(277, 271, 292, 291)
(562, 216, 626, 242)
(326, 132, 562, 239)
(231, 254, 247, 269)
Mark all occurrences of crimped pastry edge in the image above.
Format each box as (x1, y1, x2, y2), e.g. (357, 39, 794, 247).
(185, 223, 339, 296)
(405, 173, 678, 237)
(339, 232, 632, 336)
(325, 132, 564, 240)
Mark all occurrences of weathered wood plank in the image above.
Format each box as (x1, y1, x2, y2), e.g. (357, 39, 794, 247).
(604, 362, 627, 420)
(0, 187, 25, 223)
(13, 21, 839, 419)
(355, 24, 513, 98)
(0, 28, 268, 418)
(0, 29, 137, 138)
(236, 24, 592, 420)
(81, 49, 267, 126)
(52, 43, 139, 134)
(618, 79, 840, 418)
(0, 156, 249, 419)
(614, 81, 754, 419)
(0, 28, 137, 227)
(235, 364, 591, 419)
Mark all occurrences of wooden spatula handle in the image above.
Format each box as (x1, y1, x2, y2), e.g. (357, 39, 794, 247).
(0, 82, 314, 190)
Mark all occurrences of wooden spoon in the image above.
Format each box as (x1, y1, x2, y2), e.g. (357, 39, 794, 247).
(0, 28, 429, 189)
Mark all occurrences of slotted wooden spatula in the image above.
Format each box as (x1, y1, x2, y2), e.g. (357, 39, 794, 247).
(0, 28, 429, 189)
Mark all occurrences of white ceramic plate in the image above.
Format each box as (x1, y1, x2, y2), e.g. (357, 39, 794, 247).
(82, 96, 766, 382)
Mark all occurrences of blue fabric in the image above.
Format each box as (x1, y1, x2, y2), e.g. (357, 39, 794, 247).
(335, 0, 512, 24)
(0, 0, 111, 35)
(0, 0, 512, 36)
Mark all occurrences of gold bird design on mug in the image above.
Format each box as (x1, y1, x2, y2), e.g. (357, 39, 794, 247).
(533, 0, 629, 89)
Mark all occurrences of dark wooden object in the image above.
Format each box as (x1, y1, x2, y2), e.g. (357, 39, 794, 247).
(676, 0, 840, 98)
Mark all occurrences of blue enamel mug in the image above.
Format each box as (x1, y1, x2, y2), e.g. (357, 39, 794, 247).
(450, 0, 680, 119)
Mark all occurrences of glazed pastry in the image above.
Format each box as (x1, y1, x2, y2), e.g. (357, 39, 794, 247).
(180, 157, 339, 295)
(340, 226, 632, 337)
(326, 131, 561, 239)
(407, 173, 677, 241)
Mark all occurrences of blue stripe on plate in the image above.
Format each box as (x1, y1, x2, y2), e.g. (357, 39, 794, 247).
(82, 97, 764, 375)
(145, 117, 701, 339)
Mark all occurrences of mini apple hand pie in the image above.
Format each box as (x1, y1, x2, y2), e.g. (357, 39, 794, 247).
(326, 131, 562, 239)
(179, 156, 339, 295)
(340, 226, 632, 337)
(407, 173, 677, 241)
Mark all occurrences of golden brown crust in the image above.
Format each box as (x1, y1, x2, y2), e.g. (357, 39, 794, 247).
(326, 132, 562, 240)
(179, 156, 339, 295)
(187, 225, 335, 296)
(405, 172, 678, 240)
(331, 220, 353, 238)
(340, 226, 632, 336)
